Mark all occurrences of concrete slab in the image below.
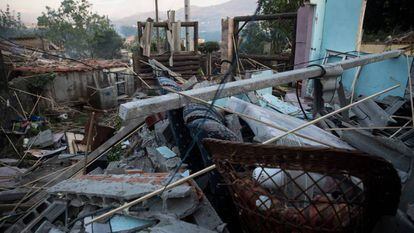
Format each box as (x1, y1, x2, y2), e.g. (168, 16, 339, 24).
(48, 174, 192, 206)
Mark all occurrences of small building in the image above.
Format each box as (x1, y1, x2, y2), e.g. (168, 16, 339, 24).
(10, 59, 136, 110)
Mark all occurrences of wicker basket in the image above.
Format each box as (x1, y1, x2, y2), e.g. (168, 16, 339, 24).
(203, 139, 401, 233)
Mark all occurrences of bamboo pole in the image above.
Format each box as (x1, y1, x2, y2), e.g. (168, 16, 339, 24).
(21, 166, 69, 187)
(12, 164, 75, 214)
(162, 86, 334, 148)
(389, 120, 412, 138)
(14, 91, 27, 120)
(0, 127, 21, 158)
(263, 84, 400, 144)
(9, 87, 54, 103)
(29, 96, 41, 118)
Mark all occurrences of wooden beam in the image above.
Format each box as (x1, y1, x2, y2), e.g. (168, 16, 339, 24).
(233, 12, 297, 23)
(138, 21, 197, 28)
(119, 50, 403, 120)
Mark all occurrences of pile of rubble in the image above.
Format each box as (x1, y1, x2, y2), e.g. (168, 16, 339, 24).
(1, 49, 413, 232)
(0, 3, 414, 232)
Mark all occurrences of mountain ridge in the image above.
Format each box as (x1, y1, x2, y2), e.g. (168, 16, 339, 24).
(114, 0, 258, 40)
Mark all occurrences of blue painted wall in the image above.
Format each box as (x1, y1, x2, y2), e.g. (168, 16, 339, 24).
(340, 55, 412, 99)
(308, 0, 412, 100)
(309, 0, 364, 60)
(321, 0, 364, 55)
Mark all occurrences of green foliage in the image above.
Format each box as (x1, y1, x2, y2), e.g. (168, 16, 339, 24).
(37, 0, 124, 59)
(90, 27, 124, 58)
(107, 144, 122, 162)
(0, 5, 27, 38)
(363, 0, 413, 41)
(199, 41, 220, 54)
(239, 22, 272, 54)
(240, 0, 302, 55)
(259, 0, 303, 14)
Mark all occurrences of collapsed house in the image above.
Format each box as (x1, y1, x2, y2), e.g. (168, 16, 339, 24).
(0, 0, 414, 233)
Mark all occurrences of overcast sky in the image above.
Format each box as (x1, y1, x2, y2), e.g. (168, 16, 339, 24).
(1, 0, 231, 23)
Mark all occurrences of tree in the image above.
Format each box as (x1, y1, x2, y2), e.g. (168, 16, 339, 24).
(37, 0, 124, 59)
(363, 0, 414, 41)
(240, 0, 303, 55)
(0, 5, 26, 38)
(199, 41, 220, 54)
(239, 22, 272, 54)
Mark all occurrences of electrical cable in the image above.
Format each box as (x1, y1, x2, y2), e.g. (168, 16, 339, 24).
(295, 64, 327, 120)
(295, 81, 308, 120)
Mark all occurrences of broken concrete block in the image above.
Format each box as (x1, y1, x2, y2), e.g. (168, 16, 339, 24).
(88, 167, 104, 175)
(156, 146, 177, 159)
(34, 220, 65, 233)
(125, 153, 155, 173)
(147, 147, 181, 172)
(6, 200, 67, 233)
(154, 120, 173, 144)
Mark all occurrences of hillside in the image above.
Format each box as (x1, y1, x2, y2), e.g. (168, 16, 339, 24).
(114, 0, 258, 41)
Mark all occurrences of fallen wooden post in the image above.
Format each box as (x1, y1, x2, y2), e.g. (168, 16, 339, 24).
(119, 50, 403, 121)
